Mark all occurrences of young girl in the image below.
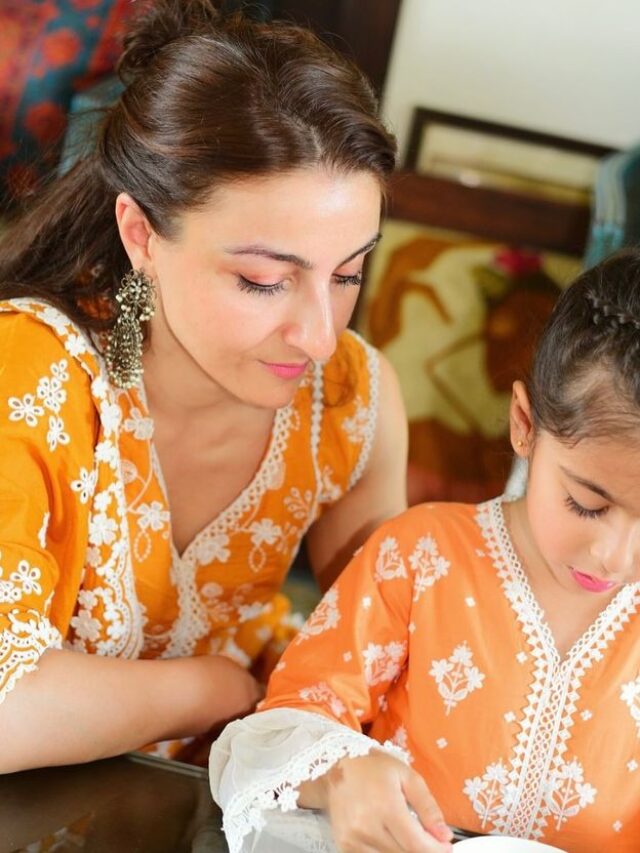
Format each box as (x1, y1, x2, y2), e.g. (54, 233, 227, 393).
(0, 1, 406, 772)
(211, 250, 640, 853)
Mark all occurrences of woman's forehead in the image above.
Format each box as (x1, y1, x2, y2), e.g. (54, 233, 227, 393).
(176, 168, 382, 252)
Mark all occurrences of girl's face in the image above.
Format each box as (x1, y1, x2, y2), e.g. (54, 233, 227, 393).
(511, 384, 640, 596)
(143, 167, 382, 409)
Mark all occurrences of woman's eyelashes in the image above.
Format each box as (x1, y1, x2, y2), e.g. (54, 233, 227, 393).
(334, 272, 363, 287)
(237, 275, 285, 296)
(236, 270, 363, 295)
(564, 493, 609, 519)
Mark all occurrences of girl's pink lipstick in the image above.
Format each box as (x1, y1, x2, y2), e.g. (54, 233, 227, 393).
(262, 361, 308, 380)
(570, 568, 617, 593)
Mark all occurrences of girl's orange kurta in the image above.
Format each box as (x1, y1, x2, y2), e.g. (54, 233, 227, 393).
(261, 499, 640, 853)
(0, 300, 379, 708)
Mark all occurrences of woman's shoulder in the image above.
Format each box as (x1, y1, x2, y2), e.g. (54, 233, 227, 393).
(0, 299, 100, 377)
(0, 299, 104, 412)
(322, 329, 378, 397)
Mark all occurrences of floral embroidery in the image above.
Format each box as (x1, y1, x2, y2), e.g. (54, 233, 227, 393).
(543, 758, 597, 830)
(295, 588, 340, 643)
(195, 535, 231, 565)
(374, 536, 407, 582)
(429, 642, 484, 714)
(0, 558, 22, 604)
(408, 534, 450, 601)
(136, 501, 170, 533)
(464, 760, 515, 827)
(342, 396, 370, 444)
(8, 393, 45, 427)
(10, 560, 43, 596)
(620, 677, 640, 736)
(363, 640, 406, 686)
(71, 468, 98, 505)
(0, 607, 63, 704)
(46, 415, 70, 451)
(122, 406, 154, 440)
(36, 375, 66, 413)
(299, 682, 347, 719)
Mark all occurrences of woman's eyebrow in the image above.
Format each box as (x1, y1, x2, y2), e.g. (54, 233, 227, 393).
(560, 465, 613, 501)
(224, 232, 381, 270)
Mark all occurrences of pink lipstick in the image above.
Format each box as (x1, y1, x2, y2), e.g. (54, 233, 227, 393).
(261, 361, 308, 380)
(570, 568, 617, 593)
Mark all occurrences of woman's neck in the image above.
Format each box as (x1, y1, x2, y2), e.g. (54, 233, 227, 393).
(140, 311, 270, 439)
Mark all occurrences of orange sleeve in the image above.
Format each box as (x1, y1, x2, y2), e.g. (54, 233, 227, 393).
(0, 312, 98, 704)
(260, 517, 414, 730)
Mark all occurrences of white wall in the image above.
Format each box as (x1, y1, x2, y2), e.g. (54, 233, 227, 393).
(382, 0, 640, 160)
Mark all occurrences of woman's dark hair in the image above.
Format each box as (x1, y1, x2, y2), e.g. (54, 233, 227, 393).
(528, 249, 640, 442)
(0, 0, 396, 336)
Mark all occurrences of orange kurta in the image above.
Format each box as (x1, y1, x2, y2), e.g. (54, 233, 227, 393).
(0, 299, 379, 709)
(259, 499, 640, 853)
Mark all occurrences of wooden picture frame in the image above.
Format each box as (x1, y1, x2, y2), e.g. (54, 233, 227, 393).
(400, 108, 616, 256)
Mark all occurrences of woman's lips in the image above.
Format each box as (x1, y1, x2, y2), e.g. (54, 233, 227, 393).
(570, 568, 617, 593)
(261, 361, 309, 380)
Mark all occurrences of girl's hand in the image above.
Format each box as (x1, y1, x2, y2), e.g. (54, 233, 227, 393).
(318, 752, 453, 853)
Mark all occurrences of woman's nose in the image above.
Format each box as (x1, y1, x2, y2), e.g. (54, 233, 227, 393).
(284, 283, 337, 362)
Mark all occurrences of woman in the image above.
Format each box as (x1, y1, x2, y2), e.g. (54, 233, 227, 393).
(0, 0, 407, 771)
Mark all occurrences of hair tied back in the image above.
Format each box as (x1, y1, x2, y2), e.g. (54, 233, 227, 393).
(585, 291, 640, 331)
(118, 0, 221, 83)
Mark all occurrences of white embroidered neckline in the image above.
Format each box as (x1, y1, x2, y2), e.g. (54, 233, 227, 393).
(473, 497, 640, 839)
(135, 379, 298, 567)
(483, 497, 640, 671)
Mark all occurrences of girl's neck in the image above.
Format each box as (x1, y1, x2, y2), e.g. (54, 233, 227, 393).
(502, 497, 617, 657)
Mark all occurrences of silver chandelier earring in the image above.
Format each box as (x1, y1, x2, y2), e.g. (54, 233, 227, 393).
(105, 268, 156, 389)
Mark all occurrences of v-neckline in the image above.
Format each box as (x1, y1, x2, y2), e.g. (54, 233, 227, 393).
(482, 498, 640, 673)
(133, 381, 297, 565)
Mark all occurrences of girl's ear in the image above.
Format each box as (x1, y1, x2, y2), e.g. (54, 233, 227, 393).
(510, 380, 535, 457)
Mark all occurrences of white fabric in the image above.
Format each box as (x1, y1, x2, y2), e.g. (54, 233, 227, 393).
(210, 708, 409, 853)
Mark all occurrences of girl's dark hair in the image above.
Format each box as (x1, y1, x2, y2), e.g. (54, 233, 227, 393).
(0, 0, 396, 335)
(529, 249, 640, 441)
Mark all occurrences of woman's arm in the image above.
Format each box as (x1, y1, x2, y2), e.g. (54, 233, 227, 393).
(306, 353, 408, 591)
(0, 647, 261, 774)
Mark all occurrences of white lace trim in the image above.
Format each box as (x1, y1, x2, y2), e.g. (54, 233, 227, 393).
(1, 300, 144, 661)
(148, 395, 297, 656)
(346, 331, 380, 491)
(0, 612, 63, 705)
(186, 404, 296, 558)
(473, 497, 640, 839)
(220, 716, 408, 853)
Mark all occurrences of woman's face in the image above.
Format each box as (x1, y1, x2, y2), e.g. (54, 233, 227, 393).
(145, 167, 382, 409)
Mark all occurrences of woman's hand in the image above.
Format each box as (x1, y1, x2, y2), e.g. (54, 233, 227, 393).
(300, 751, 453, 853)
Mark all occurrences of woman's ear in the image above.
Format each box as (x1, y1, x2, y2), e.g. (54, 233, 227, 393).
(115, 193, 156, 274)
(510, 380, 535, 457)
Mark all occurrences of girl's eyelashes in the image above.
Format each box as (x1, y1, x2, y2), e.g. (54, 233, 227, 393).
(237, 275, 285, 296)
(564, 493, 609, 519)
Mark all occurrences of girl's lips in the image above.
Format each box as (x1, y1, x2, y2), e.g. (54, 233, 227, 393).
(570, 568, 617, 593)
(261, 361, 309, 380)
